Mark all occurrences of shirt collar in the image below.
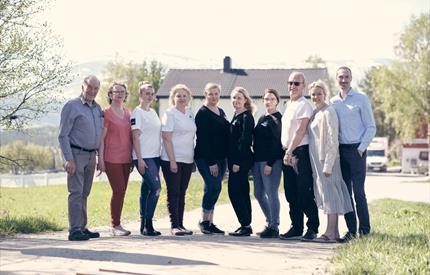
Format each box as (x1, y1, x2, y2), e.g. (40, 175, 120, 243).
(338, 88, 356, 99)
(289, 95, 305, 103)
(80, 95, 94, 107)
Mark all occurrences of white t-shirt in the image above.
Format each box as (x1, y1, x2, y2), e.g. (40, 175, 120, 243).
(281, 96, 313, 149)
(161, 107, 196, 164)
(131, 107, 161, 159)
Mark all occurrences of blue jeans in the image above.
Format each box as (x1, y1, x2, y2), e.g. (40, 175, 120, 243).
(195, 158, 227, 213)
(339, 144, 370, 235)
(252, 160, 282, 230)
(133, 158, 161, 220)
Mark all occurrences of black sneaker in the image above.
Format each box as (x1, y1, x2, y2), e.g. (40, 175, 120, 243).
(256, 226, 268, 236)
(68, 230, 90, 241)
(83, 228, 100, 238)
(279, 227, 303, 240)
(337, 232, 357, 243)
(228, 226, 252, 237)
(260, 227, 279, 238)
(301, 229, 317, 242)
(209, 223, 225, 235)
(199, 221, 213, 234)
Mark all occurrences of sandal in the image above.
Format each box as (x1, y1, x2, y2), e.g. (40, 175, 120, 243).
(312, 234, 337, 243)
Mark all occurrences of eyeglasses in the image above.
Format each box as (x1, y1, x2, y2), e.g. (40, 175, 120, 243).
(288, 81, 302, 86)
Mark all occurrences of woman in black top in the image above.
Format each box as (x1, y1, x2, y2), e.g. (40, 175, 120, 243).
(227, 87, 255, 237)
(252, 89, 283, 238)
(195, 83, 230, 235)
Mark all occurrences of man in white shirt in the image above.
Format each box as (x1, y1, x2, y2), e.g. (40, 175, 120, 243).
(280, 72, 319, 241)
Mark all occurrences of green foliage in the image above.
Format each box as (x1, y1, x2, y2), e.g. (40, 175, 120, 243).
(0, 215, 62, 236)
(387, 158, 400, 167)
(304, 55, 336, 97)
(359, 67, 397, 141)
(332, 199, 430, 274)
(0, 177, 230, 235)
(0, 140, 55, 173)
(368, 13, 430, 140)
(0, 0, 73, 130)
(305, 54, 326, 68)
(99, 56, 166, 111)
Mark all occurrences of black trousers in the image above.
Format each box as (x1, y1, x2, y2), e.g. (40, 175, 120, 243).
(161, 160, 193, 228)
(339, 144, 370, 235)
(282, 145, 319, 233)
(228, 161, 252, 227)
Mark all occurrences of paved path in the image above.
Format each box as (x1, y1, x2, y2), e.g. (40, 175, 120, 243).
(1, 174, 429, 275)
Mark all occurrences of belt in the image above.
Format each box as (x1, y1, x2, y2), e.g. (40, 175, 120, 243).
(339, 143, 360, 149)
(70, 144, 96, 153)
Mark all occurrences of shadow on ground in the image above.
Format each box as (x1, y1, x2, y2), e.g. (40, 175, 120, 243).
(1, 246, 216, 266)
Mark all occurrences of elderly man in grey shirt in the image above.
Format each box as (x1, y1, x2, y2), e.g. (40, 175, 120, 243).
(59, 75, 104, 241)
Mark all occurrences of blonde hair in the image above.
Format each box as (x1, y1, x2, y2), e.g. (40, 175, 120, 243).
(204, 82, 221, 94)
(169, 84, 192, 106)
(138, 81, 154, 96)
(308, 79, 330, 101)
(231, 86, 256, 113)
(107, 81, 128, 104)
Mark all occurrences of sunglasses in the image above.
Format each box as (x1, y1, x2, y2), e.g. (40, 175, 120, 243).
(288, 81, 302, 86)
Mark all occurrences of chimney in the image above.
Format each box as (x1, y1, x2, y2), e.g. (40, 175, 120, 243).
(223, 56, 231, 72)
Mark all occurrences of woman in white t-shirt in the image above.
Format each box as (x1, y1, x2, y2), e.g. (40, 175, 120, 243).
(161, 84, 197, 236)
(131, 82, 162, 236)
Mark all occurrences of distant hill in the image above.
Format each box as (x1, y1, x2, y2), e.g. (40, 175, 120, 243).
(1, 126, 60, 147)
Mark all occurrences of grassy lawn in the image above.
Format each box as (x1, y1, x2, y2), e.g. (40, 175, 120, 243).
(332, 199, 430, 274)
(0, 176, 230, 236)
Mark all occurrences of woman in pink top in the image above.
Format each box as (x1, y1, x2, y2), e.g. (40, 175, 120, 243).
(99, 82, 133, 236)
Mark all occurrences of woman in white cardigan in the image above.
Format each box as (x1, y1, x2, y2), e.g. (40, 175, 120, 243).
(308, 80, 353, 243)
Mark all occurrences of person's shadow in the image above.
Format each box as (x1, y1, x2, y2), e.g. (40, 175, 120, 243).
(2, 246, 216, 266)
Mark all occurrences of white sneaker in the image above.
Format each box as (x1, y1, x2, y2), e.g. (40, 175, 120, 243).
(111, 225, 131, 236)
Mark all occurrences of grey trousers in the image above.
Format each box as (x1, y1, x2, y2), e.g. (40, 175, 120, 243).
(67, 148, 97, 232)
(252, 160, 282, 230)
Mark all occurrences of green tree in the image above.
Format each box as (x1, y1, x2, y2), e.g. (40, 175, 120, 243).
(100, 57, 166, 112)
(359, 67, 397, 141)
(0, 141, 52, 174)
(0, 0, 73, 129)
(305, 54, 326, 68)
(0, 0, 72, 170)
(371, 13, 430, 140)
(304, 54, 336, 97)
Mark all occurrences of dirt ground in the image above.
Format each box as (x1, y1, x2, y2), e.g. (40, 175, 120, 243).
(1, 174, 428, 275)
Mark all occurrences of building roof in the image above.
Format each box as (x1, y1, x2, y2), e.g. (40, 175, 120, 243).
(157, 67, 330, 98)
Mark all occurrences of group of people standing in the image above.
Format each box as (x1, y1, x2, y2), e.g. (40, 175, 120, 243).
(59, 66, 375, 243)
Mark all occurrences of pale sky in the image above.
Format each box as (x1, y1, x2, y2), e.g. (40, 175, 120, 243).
(42, 0, 428, 68)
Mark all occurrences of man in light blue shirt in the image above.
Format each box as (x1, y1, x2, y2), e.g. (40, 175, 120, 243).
(330, 66, 376, 242)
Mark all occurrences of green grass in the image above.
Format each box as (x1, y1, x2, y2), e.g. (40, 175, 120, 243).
(332, 199, 430, 274)
(0, 177, 230, 236)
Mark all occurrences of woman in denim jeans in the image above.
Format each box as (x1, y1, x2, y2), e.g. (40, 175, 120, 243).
(194, 83, 230, 235)
(131, 81, 162, 236)
(252, 89, 283, 238)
